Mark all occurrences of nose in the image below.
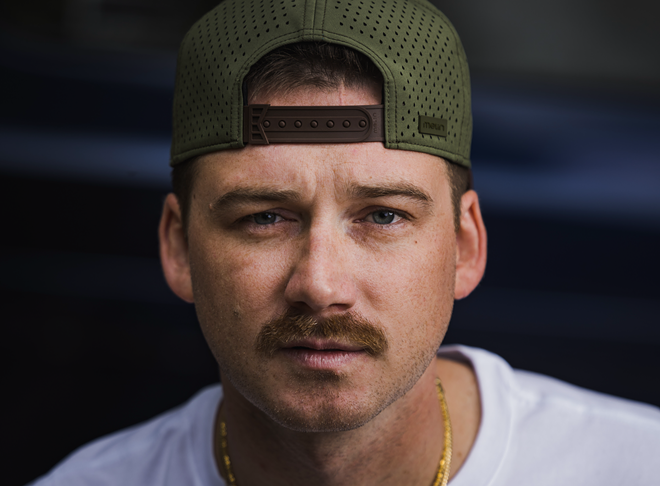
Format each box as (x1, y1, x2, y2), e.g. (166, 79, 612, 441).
(284, 225, 357, 315)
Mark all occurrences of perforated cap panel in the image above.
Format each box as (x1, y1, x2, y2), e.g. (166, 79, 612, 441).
(171, 0, 472, 168)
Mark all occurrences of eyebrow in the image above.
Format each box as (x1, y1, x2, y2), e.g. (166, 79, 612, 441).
(210, 188, 302, 212)
(210, 182, 433, 212)
(345, 182, 433, 208)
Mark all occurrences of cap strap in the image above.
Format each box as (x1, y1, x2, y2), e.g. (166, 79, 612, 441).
(243, 105, 384, 145)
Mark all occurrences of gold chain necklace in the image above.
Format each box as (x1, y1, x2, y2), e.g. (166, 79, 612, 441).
(220, 377, 452, 486)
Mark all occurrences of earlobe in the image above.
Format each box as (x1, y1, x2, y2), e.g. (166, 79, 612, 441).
(159, 193, 194, 303)
(454, 190, 487, 300)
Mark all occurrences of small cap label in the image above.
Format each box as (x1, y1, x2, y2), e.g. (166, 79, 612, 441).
(418, 116, 447, 138)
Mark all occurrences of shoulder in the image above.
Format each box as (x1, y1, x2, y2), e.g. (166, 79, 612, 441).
(507, 360, 660, 482)
(440, 344, 660, 425)
(439, 345, 660, 485)
(511, 366, 660, 426)
(30, 385, 224, 486)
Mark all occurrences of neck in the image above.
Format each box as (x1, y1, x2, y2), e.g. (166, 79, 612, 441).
(216, 360, 451, 486)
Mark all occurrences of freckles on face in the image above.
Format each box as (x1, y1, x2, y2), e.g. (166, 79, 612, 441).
(334, 147, 456, 343)
(188, 229, 289, 356)
(184, 135, 458, 431)
(362, 225, 456, 362)
(193, 143, 454, 326)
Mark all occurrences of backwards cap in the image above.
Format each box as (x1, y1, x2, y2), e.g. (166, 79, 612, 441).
(171, 0, 472, 168)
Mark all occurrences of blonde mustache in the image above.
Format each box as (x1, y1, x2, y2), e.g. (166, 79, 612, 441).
(255, 309, 388, 358)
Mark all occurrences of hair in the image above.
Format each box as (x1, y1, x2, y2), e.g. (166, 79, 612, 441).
(245, 42, 383, 100)
(172, 42, 470, 232)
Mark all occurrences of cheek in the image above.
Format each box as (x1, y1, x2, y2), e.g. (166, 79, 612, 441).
(188, 238, 290, 356)
(360, 230, 456, 342)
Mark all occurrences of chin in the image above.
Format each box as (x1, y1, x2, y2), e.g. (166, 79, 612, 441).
(265, 391, 385, 433)
(248, 370, 418, 433)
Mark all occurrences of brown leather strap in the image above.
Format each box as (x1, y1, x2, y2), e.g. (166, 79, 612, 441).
(243, 105, 385, 145)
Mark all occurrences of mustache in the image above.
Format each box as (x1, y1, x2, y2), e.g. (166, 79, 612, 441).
(255, 309, 388, 358)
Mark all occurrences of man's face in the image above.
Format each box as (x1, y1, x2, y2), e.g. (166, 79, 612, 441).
(179, 86, 461, 432)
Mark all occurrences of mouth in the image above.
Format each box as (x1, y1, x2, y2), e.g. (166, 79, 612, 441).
(282, 338, 365, 352)
(278, 339, 368, 370)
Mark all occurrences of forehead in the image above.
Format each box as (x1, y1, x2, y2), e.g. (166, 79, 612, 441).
(194, 142, 450, 202)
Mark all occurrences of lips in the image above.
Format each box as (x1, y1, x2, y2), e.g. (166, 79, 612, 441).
(281, 338, 365, 352)
(278, 339, 367, 370)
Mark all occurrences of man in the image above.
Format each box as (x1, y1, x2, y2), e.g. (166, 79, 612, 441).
(31, 0, 660, 485)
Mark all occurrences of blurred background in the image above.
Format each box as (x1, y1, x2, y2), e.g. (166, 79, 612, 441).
(2, 0, 659, 484)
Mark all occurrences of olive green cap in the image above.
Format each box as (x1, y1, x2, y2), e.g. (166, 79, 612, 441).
(171, 0, 472, 168)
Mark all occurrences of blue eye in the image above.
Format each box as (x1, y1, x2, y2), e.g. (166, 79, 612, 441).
(252, 212, 279, 225)
(370, 210, 396, 225)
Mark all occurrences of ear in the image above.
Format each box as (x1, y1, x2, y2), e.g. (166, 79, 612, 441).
(454, 190, 487, 300)
(159, 193, 194, 303)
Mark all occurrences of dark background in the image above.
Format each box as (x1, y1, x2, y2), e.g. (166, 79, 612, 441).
(2, 1, 659, 484)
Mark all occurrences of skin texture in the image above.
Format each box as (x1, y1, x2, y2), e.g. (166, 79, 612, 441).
(159, 84, 487, 485)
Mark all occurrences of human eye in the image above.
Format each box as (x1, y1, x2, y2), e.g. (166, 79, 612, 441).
(247, 211, 283, 225)
(363, 209, 405, 225)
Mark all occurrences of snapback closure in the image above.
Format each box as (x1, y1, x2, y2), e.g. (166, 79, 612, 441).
(243, 105, 384, 145)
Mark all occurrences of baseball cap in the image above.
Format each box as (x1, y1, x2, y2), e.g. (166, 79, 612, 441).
(170, 0, 472, 169)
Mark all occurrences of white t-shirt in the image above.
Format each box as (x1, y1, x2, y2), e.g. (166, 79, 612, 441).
(30, 346, 660, 485)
